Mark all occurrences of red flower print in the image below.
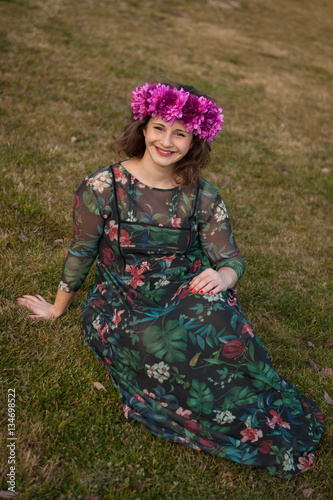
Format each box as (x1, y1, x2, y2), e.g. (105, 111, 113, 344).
(179, 287, 189, 300)
(222, 340, 244, 358)
(97, 323, 110, 343)
(122, 405, 131, 419)
(108, 220, 118, 241)
(242, 323, 254, 338)
(103, 356, 112, 366)
(116, 187, 127, 201)
(112, 308, 125, 326)
(156, 255, 176, 262)
(73, 194, 80, 208)
(102, 247, 115, 265)
(143, 389, 156, 400)
(266, 410, 290, 430)
(198, 437, 215, 448)
(315, 411, 324, 424)
(73, 221, 78, 236)
(240, 426, 263, 443)
(120, 229, 132, 246)
(126, 289, 138, 303)
(92, 299, 105, 308)
(114, 169, 128, 184)
(184, 419, 202, 434)
(193, 259, 202, 272)
(258, 440, 273, 454)
(133, 393, 146, 404)
(126, 261, 151, 289)
(171, 216, 181, 228)
(297, 452, 314, 471)
(176, 407, 192, 419)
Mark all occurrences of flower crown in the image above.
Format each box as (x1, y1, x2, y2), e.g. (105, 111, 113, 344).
(131, 83, 224, 142)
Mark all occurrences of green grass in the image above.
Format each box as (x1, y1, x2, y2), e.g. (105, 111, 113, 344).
(1, 0, 332, 498)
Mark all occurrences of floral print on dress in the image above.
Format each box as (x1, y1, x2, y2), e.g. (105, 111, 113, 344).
(58, 163, 324, 477)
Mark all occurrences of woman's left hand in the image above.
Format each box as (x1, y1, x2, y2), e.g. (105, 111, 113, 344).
(189, 267, 238, 295)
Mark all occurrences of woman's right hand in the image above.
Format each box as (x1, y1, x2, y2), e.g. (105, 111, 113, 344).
(16, 294, 59, 320)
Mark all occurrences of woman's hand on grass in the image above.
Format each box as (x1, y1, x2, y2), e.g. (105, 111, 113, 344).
(16, 294, 59, 320)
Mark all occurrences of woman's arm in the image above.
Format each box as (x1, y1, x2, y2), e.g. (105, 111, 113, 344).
(17, 171, 109, 319)
(190, 182, 244, 295)
(17, 289, 75, 320)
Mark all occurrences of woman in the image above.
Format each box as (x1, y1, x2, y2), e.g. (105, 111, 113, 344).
(18, 82, 324, 477)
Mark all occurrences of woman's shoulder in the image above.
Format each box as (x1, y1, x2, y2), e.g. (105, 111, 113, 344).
(85, 162, 121, 192)
(198, 177, 220, 200)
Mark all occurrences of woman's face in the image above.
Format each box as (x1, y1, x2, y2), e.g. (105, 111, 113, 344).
(143, 117, 193, 168)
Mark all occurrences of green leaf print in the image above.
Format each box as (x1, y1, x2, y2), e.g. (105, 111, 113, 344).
(142, 320, 187, 362)
(83, 189, 101, 215)
(221, 386, 258, 410)
(247, 361, 280, 390)
(187, 379, 214, 415)
(117, 347, 144, 371)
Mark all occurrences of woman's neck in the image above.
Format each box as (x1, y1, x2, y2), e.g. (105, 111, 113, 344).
(122, 157, 179, 189)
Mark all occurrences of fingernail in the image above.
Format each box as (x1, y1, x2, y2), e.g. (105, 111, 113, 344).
(199, 290, 203, 295)
(189, 287, 192, 291)
(192, 289, 196, 293)
(210, 291, 214, 295)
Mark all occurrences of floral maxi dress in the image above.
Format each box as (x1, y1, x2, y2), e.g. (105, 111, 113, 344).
(59, 163, 324, 477)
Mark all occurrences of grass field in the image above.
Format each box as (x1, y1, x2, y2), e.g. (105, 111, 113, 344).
(0, 0, 332, 498)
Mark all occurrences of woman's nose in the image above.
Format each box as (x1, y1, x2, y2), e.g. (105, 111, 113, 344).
(160, 132, 173, 148)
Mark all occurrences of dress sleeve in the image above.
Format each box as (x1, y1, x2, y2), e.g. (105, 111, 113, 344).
(58, 177, 104, 293)
(198, 182, 245, 281)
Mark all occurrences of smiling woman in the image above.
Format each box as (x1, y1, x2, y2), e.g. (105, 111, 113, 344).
(17, 81, 324, 478)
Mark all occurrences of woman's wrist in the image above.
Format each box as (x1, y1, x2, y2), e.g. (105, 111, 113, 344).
(217, 267, 238, 289)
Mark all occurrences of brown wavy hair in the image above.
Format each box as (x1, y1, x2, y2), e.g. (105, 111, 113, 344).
(114, 83, 213, 186)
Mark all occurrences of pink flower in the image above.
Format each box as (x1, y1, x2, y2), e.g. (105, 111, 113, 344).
(171, 216, 181, 228)
(176, 407, 192, 419)
(131, 83, 224, 142)
(112, 308, 125, 326)
(227, 292, 237, 307)
(97, 323, 110, 343)
(297, 452, 314, 471)
(266, 410, 290, 430)
(122, 405, 131, 419)
(143, 389, 156, 399)
(114, 169, 128, 184)
(242, 323, 254, 338)
(240, 426, 263, 443)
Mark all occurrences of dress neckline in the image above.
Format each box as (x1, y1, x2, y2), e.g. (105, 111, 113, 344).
(118, 162, 180, 192)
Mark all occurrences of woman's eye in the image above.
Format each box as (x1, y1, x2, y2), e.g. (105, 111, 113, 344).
(176, 133, 186, 137)
(154, 126, 163, 131)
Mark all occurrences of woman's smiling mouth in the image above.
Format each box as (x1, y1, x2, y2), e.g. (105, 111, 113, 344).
(155, 146, 175, 157)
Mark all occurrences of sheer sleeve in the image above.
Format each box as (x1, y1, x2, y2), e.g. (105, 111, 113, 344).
(58, 177, 104, 293)
(197, 180, 245, 281)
